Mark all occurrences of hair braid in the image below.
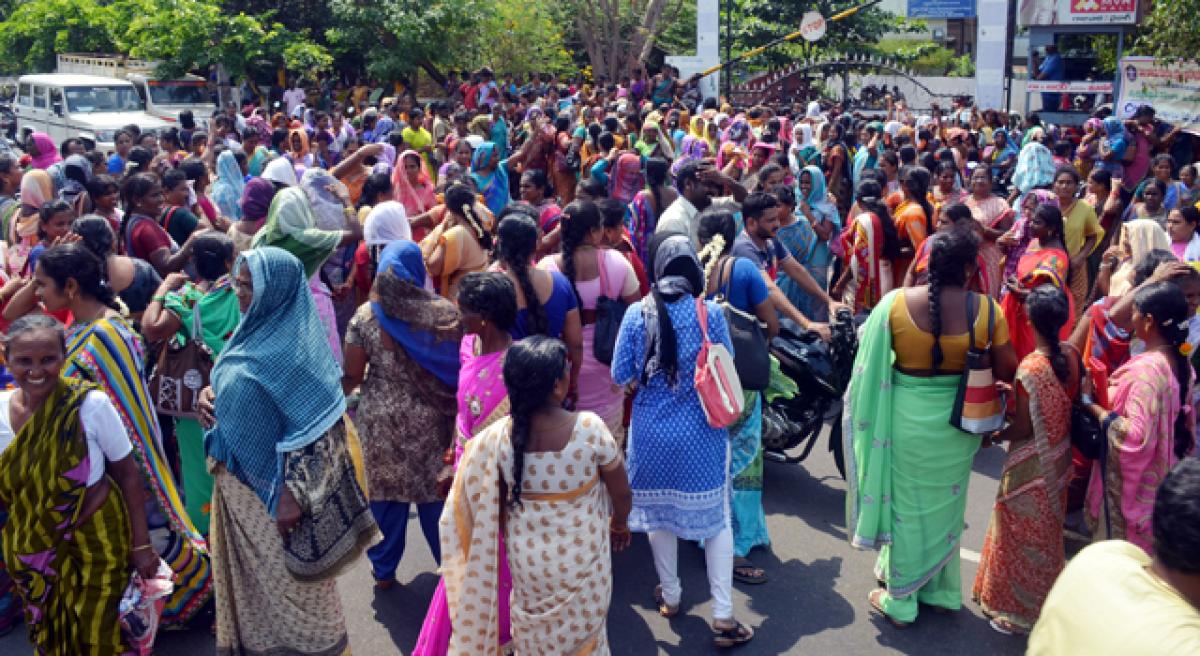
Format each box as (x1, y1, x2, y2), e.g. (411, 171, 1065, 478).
(928, 251, 944, 370)
(501, 336, 569, 508)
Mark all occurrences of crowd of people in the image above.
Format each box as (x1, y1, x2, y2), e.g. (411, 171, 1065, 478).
(0, 61, 1197, 655)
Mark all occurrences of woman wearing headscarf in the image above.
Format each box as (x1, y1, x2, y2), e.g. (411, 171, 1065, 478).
(789, 123, 819, 177)
(343, 241, 460, 588)
(262, 156, 300, 187)
(670, 132, 710, 178)
(611, 235, 754, 648)
(201, 246, 376, 656)
(230, 178, 279, 255)
(469, 141, 511, 217)
(1099, 219, 1170, 299)
(302, 168, 359, 334)
(984, 128, 1019, 184)
(393, 150, 437, 241)
(26, 132, 61, 170)
(999, 189, 1060, 283)
(1012, 139, 1057, 196)
(635, 121, 675, 161)
(601, 152, 642, 206)
(1095, 117, 1129, 179)
(57, 154, 93, 217)
(6, 170, 53, 277)
(251, 186, 362, 362)
(781, 167, 841, 322)
(211, 150, 245, 222)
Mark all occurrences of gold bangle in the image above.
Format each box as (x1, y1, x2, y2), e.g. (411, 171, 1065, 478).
(132, 544, 155, 553)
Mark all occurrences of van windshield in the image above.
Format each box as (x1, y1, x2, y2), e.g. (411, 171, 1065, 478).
(148, 82, 209, 106)
(65, 86, 144, 113)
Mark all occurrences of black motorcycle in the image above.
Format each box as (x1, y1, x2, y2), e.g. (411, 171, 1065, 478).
(761, 308, 857, 479)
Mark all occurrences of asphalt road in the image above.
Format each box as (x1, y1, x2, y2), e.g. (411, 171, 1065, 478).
(4, 430, 1029, 655)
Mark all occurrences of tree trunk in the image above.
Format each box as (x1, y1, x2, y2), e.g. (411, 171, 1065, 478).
(634, 0, 671, 68)
(418, 58, 446, 87)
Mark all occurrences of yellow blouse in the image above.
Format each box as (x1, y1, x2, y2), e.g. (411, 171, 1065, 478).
(890, 292, 1010, 372)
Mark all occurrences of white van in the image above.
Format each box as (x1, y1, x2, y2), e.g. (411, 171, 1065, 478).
(14, 74, 172, 152)
(56, 54, 217, 126)
(127, 73, 216, 125)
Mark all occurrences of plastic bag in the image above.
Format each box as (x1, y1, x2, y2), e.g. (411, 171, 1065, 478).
(118, 559, 175, 656)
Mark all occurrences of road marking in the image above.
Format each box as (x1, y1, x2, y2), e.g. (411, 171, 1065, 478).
(960, 547, 981, 563)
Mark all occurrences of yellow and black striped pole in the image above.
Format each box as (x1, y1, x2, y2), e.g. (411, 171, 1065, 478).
(699, 0, 884, 79)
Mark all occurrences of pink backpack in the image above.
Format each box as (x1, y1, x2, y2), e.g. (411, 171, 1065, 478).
(693, 297, 744, 428)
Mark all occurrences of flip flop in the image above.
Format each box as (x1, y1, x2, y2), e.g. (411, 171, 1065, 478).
(733, 559, 768, 585)
(989, 617, 1027, 635)
(712, 619, 754, 648)
(868, 588, 911, 629)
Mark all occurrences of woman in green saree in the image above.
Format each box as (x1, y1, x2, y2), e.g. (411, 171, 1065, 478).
(845, 228, 1017, 627)
(141, 232, 242, 535)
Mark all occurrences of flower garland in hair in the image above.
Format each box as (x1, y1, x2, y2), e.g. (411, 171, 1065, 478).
(697, 233, 726, 291)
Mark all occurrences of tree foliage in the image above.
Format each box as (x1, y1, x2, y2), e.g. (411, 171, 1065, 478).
(731, 0, 915, 69)
(1133, 0, 1200, 64)
(0, 0, 329, 78)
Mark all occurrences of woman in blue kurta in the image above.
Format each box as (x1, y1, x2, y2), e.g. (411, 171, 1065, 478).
(611, 234, 754, 648)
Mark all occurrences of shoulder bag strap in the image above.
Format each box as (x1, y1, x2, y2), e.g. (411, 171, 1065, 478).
(984, 294, 995, 349)
(190, 297, 203, 343)
(695, 296, 710, 345)
(720, 256, 736, 301)
(965, 291, 978, 350)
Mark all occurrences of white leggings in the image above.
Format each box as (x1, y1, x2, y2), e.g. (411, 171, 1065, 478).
(648, 527, 734, 621)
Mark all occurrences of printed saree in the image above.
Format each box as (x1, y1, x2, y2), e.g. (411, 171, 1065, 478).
(972, 353, 1073, 631)
(0, 378, 130, 655)
(65, 317, 211, 624)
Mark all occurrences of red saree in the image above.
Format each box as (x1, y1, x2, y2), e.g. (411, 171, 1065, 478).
(1000, 244, 1075, 361)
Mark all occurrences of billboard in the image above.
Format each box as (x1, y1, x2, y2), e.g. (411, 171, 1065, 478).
(1018, 0, 1139, 26)
(908, 0, 975, 19)
(1117, 56, 1200, 134)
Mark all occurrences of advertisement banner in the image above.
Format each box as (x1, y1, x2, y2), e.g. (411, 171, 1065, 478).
(1117, 57, 1200, 134)
(1018, 0, 1139, 26)
(908, 0, 975, 19)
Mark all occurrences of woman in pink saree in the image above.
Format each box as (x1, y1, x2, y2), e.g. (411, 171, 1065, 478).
(414, 272, 516, 655)
(1078, 281, 1195, 553)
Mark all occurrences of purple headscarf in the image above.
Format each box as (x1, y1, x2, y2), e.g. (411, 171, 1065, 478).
(241, 178, 280, 226)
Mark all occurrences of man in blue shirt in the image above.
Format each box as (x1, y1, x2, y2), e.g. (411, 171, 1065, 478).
(730, 192, 836, 339)
(1037, 45, 1066, 112)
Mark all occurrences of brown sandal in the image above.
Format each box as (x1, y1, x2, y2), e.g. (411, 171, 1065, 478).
(712, 619, 754, 648)
(653, 584, 679, 618)
(868, 589, 911, 629)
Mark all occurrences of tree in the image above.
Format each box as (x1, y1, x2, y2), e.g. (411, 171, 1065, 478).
(0, 0, 120, 73)
(1133, 0, 1200, 64)
(476, 1, 574, 78)
(732, 0, 912, 69)
(563, 0, 687, 81)
(327, 0, 492, 85)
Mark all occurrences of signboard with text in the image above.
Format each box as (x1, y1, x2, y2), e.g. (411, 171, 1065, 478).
(907, 0, 975, 19)
(1117, 57, 1200, 134)
(1018, 0, 1139, 26)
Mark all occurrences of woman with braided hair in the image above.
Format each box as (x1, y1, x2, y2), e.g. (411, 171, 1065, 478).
(697, 207, 778, 584)
(846, 228, 1016, 628)
(538, 200, 641, 443)
(974, 284, 1080, 635)
(440, 336, 631, 653)
(424, 183, 492, 299)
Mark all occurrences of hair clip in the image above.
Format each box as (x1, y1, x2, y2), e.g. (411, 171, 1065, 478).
(1162, 317, 1175, 327)
(1180, 342, 1193, 357)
